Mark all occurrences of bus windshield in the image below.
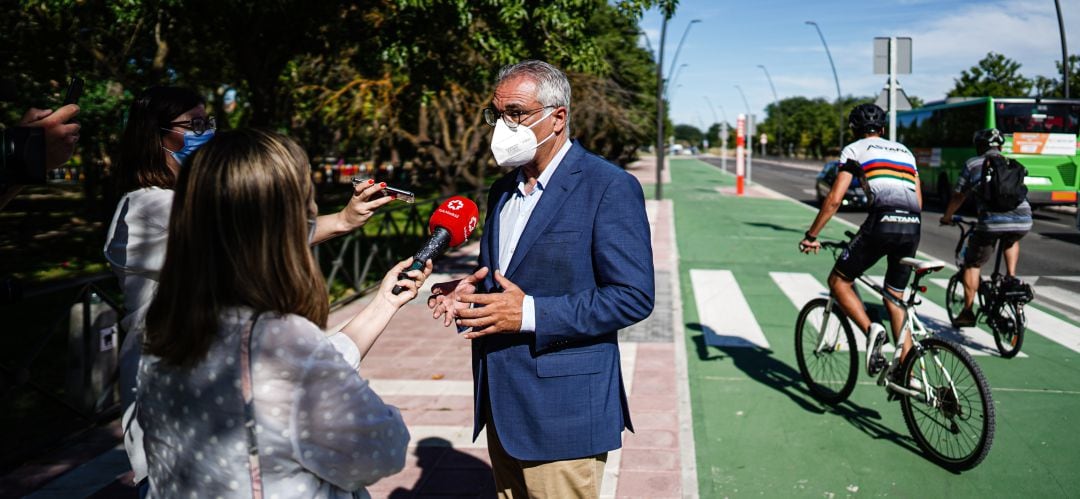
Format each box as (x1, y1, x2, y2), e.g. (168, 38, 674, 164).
(994, 102, 1080, 135)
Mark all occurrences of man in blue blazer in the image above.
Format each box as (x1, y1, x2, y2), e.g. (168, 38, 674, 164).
(429, 60, 654, 497)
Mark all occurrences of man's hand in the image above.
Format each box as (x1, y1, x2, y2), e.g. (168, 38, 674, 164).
(428, 267, 489, 327)
(456, 271, 524, 339)
(939, 215, 953, 226)
(339, 179, 394, 231)
(19, 105, 80, 168)
(799, 239, 821, 254)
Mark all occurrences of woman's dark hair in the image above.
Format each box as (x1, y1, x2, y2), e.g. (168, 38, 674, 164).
(116, 86, 204, 193)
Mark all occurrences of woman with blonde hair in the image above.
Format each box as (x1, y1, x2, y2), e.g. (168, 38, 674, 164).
(138, 129, 428, 497)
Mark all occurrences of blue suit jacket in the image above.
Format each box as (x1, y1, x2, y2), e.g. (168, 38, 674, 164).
(472, 141, 655, 461)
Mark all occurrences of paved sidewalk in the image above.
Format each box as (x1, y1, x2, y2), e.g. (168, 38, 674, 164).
(9, 156, 696, 499)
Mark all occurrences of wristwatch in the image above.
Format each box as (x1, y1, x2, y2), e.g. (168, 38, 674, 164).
(803, 231, 817, 242)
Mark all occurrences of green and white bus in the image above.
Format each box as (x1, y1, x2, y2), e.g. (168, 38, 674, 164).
(896, 97, 1080, 207)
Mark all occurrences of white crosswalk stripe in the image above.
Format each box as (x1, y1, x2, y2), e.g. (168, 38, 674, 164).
(690, 269, 770, 349)
(930, 278, 1080, 355)
(770, 272, 854, 351)
(696, 269, 1080, 357)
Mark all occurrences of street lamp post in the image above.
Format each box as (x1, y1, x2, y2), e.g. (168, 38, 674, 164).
(734, 85, 750, 116)
(669, 20, 701, 82)
(655, 17, 700, 201)
(667, 63, 689, 100)
(1055, 0, 1070, 98)
(655, 15, 668, 201)
(806, 21, 844, 155)
(757, 64, 782, 157)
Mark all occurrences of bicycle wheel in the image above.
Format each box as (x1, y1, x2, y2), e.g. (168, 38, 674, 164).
(990, 301, 1025, 358)
(794, 298, 858, 405)
(900, 337, 995, 471)
(945, 274, 966, 324)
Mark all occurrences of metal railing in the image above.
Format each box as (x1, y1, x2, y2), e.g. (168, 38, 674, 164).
(1, 273, 125, 468)
(1, 187, 488, 467)
(315, 188, 488, 307)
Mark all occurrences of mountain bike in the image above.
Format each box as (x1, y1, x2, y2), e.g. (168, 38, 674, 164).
(943, 217, 1034, 358)
(793, 232, 995, 471)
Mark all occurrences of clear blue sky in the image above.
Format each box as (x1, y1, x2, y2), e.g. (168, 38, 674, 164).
(638, 0, 1080, 129)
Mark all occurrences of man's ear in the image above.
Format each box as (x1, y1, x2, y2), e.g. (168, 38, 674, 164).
(553, 106, 568, 133)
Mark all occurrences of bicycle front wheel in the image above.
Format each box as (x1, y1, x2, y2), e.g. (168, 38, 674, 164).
(900, 337, 995, 471)
(945, 274, 966, 324)
(991, 301, 1025, 358)
(794, 298, 858, 405)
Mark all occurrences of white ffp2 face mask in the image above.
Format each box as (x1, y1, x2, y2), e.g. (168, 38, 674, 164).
(489, 109, 555, 168)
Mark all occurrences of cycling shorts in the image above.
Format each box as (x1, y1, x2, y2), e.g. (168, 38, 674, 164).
(962, 230, 1026, 268)
(833, 210, 921, 292)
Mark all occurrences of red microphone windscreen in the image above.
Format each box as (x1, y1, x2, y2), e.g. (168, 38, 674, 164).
(429, 196, 479, 247)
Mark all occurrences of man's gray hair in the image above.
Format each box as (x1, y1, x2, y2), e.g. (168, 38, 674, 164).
(497, 60, 571, 127)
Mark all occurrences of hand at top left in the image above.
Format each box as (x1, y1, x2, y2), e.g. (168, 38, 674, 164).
(340, 179, 394, 231)
(19, 105, 80, 168)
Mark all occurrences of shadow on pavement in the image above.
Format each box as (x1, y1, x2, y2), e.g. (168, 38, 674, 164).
(688, 323, 823, 415)
(742, 222, 803, 233)
(688, 323, 925, 460)
(1040, 232, 1080, 245)
(388, 437, 495, 498)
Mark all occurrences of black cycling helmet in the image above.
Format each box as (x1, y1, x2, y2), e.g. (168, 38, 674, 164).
(848, 103, 887, 136)
(973, 128, 1005, 154)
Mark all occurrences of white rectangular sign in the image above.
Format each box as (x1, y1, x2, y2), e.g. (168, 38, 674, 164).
(1008, 133, 1078, 156)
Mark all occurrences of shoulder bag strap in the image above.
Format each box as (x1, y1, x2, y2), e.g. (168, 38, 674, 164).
(240, 311, 264, 499)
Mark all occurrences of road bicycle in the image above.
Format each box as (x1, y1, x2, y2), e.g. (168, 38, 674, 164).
(943, 217, 1034, 358)
(793, 232, 995, 471)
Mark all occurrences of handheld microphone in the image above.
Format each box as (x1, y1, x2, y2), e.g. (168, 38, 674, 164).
(392, 195, 479, 295)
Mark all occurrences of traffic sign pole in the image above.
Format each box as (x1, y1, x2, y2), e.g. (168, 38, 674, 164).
(736, 114, 746, 195)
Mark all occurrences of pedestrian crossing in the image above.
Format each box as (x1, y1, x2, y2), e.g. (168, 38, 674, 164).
(929, 278, 1080, 355)
(691, 270, 771, 349)
(690, 268, 1080, 358)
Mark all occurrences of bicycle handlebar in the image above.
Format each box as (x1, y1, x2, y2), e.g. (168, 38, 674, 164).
(943, 215, 976, 228)
(819, 240, 848, 250)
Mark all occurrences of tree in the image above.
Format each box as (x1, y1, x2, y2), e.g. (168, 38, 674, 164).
(672, 124, 702, 145)
(3, 0, 669, 201)
(1031, 54, 1080, 98)
(948, 52, 1032, 98)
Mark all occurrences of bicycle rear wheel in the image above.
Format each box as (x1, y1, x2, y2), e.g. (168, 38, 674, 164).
(794, 298, 858, 405)
(990, 301, 1025, 358)
(945, 274, 966, 324)
(900, 337, 995, 471)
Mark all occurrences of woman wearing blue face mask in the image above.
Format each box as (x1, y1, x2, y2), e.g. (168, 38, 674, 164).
(104, 87, 393, 491)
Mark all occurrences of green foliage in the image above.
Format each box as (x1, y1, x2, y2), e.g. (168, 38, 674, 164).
(2, 0, 667, 280)
(755, 95, 872, 159)
(947, 52, 1032, 98)
(618, 0, 679, 19)
(673, 123, 702, 144)
(1032, 54, 1080, 98)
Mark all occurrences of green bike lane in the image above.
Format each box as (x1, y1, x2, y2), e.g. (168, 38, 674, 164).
(666, 158, 1080, 497)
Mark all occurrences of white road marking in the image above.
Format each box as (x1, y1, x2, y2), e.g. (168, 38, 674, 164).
(691, 269, 770, 349)
(931, 277, 1080, 354)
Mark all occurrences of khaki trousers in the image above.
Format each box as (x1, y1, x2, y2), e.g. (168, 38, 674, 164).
(485, 407, 607, 499)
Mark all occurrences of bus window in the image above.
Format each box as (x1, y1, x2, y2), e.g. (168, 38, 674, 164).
(995, 102, 1080, 134)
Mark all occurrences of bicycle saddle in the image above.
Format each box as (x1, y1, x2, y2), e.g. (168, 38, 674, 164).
(900, 257, 946, 274)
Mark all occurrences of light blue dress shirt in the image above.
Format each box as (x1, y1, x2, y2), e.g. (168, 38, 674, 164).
(497, 139, 573, 333)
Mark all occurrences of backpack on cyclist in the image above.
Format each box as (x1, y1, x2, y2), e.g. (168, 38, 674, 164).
(977, 155, 1027, 211)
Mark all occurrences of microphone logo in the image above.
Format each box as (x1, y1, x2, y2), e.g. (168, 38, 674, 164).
(393, 195, 479, 295)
